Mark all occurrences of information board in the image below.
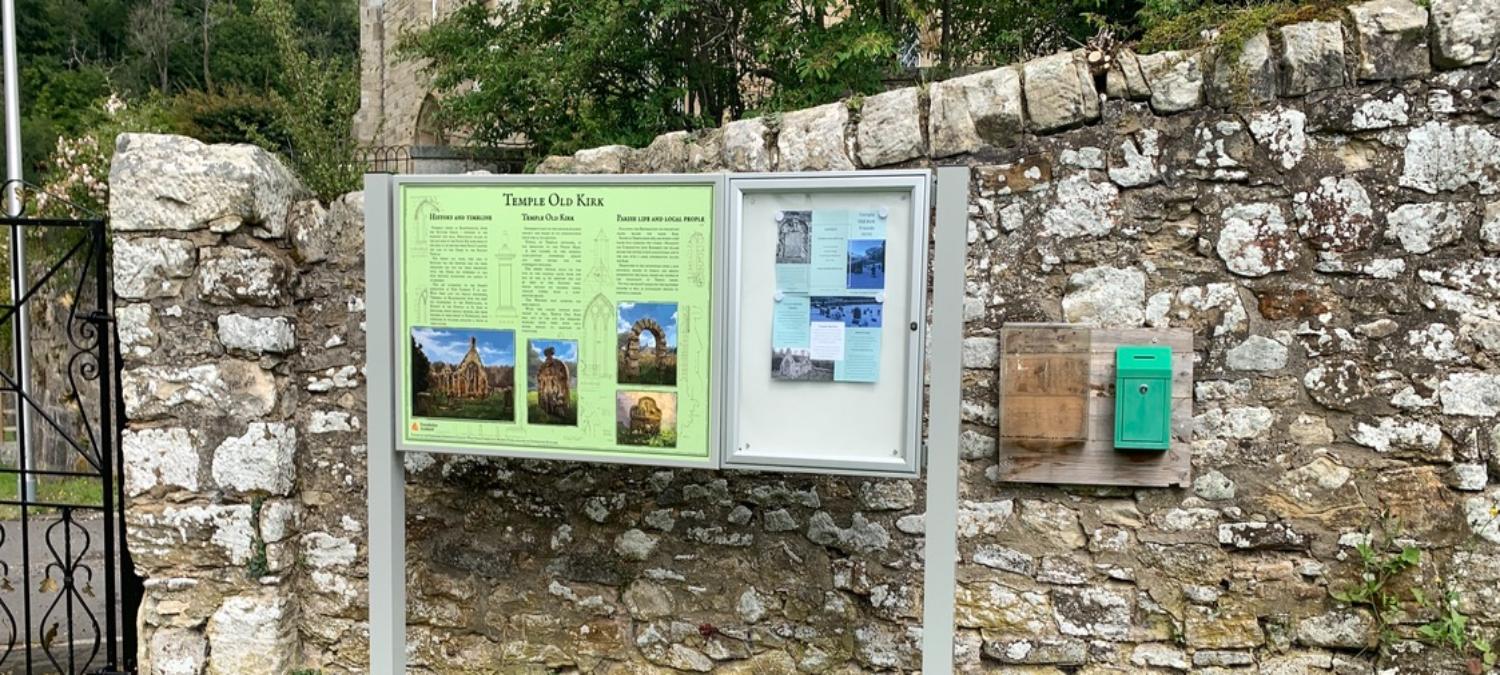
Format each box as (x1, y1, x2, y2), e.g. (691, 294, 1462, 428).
(723, 172, 931, 477)
(391, 177, 722, 467)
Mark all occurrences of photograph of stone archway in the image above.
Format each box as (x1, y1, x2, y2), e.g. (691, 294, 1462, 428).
(617, 302, 678, 386)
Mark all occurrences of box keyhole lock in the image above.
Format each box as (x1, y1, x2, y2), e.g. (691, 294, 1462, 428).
(1138, 384, 1149, 395)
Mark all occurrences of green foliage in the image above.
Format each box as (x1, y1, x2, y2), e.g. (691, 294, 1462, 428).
(246, 496, 270, 579)
(253, 0, 361, 200)
(33, 94, 174, 218)
(1330, 518, 1421, 643)
(170, 86, 288, 147)
(401, 0, 926, 158)
(1136, 0, 1350, 56)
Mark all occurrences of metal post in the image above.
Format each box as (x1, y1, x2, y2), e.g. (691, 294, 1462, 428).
(366, 173, 406, 675)
(920, 166, 966, 675)
(3, 0, 36, 503)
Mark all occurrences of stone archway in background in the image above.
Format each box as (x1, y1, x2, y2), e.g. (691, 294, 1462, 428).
(621, 318, 666, 377)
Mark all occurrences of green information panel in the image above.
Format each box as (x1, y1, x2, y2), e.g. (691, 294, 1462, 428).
(396, 181, 717, 465)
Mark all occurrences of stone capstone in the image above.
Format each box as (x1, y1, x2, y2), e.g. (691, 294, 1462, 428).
(856, 88, 924, 166)
(216, 314, 296, 355)
(777, 103, 854, 171)
(572, 145, 634, 173)
(1279, 22, 1347, 96)
(211, 422, 297, 495)
(1137, 50, 1205, 113)
(109, 133, 309, 236)
(1061, 266, 1146, 328)
(206, 593, 296, 675)
(1208, 32, 1278, 106)
(123, 427, 200, 496)
(114, 237, 197, 300)
(1106, 50, 1153, 101)
(721, 118, 770, 172)
(1346, 0, 1430, 81)
(1023, 51, 1100, 133)
(1429, 0, 1499, 67)
(639, 131, 690, 173)
(928, 67, 1023, 157)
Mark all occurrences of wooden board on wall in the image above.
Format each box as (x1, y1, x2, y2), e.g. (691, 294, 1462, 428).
(996, 325, 1193, 488)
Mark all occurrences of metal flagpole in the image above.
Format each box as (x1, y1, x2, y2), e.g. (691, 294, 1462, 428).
(2, 0, 37, 502)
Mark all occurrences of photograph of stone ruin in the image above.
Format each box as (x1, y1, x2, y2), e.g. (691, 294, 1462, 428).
(615, 390, 677, 448)
(772, 347, 835, 381)
(617, 301, 678, 386)
(408, 328, 516, 421)
(526, 339, 579, 425)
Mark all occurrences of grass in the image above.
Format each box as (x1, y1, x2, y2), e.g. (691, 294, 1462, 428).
(1137, 0, 1352, 59)
(526, 390, 578, 425)
(617, 425, 678, 448)
(424, 391, 515, 422)
(619, 357, 677, 386)
(0, 465, 104, 520)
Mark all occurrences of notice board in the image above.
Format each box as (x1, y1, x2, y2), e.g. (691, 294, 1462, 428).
(722, 172, 931, 477)
(388, 176, 723, 467)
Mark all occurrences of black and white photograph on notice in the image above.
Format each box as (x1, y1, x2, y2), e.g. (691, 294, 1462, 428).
(775, 210, 812, 264)
(810, 296, 883, 328)
(772, 347, 834, 381)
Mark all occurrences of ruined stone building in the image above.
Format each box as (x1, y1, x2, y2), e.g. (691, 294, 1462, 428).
(430, 337, 491, 398)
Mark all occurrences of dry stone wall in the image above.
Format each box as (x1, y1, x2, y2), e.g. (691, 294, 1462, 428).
(112, 0, 1500, 672)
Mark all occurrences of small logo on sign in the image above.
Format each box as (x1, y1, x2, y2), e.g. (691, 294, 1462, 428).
(411, 422, 419, 432)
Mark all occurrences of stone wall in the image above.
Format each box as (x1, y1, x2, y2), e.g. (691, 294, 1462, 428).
(113, 0, 1500, 672)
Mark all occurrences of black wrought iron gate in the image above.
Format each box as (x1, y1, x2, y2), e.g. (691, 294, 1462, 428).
(0, 183, 139, 675)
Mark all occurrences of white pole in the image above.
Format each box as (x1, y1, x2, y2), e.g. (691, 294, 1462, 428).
(2, 0, 36, 502)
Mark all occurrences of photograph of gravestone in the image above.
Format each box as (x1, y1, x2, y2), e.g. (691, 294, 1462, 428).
(771, 348, 834, 381)
(616, 391, 677, 447)
(617, 302, 678, 386)
(776, 210, 812, 264)
(410, 328, 516, 421)
(846, 239, 885, 289)
(811, 296, 884, 328)
(527, 339, 579, 425)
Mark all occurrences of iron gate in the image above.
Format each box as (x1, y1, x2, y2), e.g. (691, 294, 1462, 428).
(0, 182, 138, 675)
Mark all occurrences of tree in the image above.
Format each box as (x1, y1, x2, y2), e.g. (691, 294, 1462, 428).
(401, 0, 922, 159)
(253, 0, 361, 200)
(129, 0, 192, 94)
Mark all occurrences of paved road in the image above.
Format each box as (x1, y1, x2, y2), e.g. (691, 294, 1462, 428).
(0, 514, 120, 675)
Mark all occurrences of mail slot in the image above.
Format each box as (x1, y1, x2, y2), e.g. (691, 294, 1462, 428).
(1114, 346, 1172, 451)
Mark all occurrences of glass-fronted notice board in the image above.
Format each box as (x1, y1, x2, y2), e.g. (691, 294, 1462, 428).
(393, 177, 722, 467)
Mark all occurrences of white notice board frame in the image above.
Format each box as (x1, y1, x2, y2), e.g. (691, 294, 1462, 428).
(722, 171, 931, 477)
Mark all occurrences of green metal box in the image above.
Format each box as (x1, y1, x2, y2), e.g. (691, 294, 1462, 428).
(1114, 346, 1172, 451)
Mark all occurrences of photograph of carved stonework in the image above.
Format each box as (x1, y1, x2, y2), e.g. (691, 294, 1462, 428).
(617, 302, 678, 386)
(776, 210, 812, 264)
(410, 328, 516, 421)
(616, 391, 677, 448)
(528, 339, 579, 425)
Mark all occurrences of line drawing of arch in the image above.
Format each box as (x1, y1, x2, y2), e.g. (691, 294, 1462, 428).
(620, 318, 668, 378)
(683, 306, 704, 427)
(582, 293, 614, 382)
(411, 197, 439, 251)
